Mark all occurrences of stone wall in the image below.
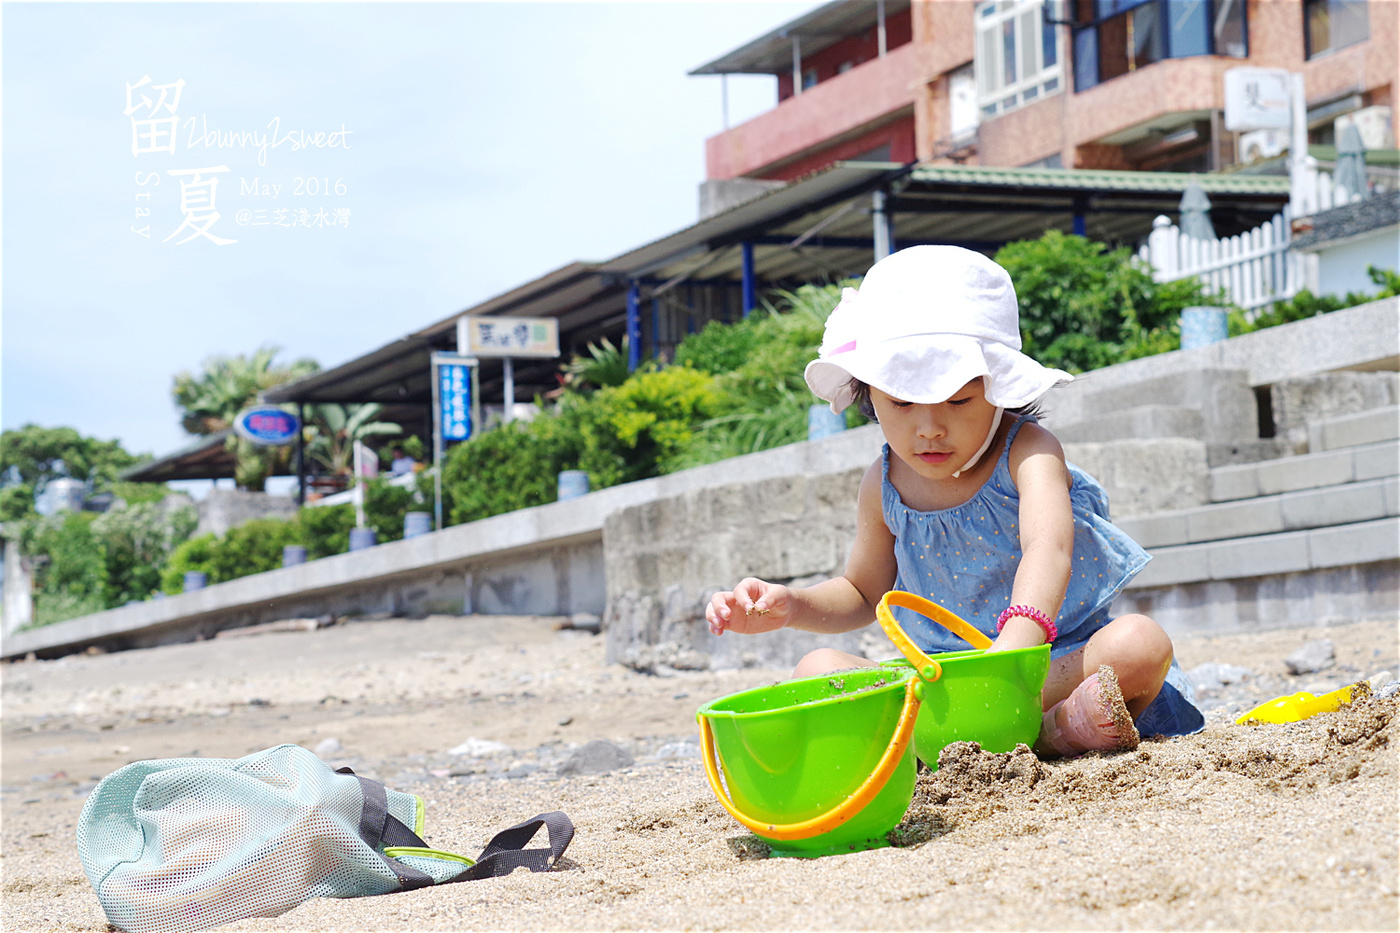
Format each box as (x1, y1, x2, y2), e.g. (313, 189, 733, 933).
(196, 489, 299, 538)
(603, 468, 888, 673)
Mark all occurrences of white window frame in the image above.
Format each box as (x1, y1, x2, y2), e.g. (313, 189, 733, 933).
(975, 0, 1064, 118)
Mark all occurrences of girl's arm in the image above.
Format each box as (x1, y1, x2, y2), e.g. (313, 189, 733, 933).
(994, 422, 1074, 650)
(707, 459, 897, 636)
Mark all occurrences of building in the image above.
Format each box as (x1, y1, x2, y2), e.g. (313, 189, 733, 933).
(694, 0, 1395, 187)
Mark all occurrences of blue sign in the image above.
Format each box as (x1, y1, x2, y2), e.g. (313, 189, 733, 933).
(233, 406, 300, 446)
(439, 362, 472, 442)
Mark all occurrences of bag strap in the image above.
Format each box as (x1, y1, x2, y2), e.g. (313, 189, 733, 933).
(337, 767, 573, 885)
(449, 810, 575, 882)
(339, 767, 435, 889)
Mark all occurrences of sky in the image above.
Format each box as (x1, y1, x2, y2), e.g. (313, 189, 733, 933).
(1, 0, 819, 486)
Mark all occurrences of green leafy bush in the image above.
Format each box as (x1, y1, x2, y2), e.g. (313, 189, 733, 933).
(442, 415, 582, 525)
(22, 511, 107, 626)
(296, 504, 355, 560)
(667, 284, 856, 471)
(161, 533, 219, 594)
(1229, 265, 1399, 336)
(94, 500, 197, 606)
(994, 230, 1220, 373)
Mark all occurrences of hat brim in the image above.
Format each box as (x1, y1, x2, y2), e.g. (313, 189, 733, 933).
(804, 334, 1072, 413)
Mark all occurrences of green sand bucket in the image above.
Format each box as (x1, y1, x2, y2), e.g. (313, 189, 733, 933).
(697, 667, 924, 858)
(876, 591, 1050, 768)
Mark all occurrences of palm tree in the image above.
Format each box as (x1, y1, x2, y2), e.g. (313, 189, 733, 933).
(305, 403, 402, 479)
(171, 346, 319, 491)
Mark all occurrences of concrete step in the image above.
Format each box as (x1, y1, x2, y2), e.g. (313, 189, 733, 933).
(1128, 516, 1400, 590)
(1119, 476, 1399, 549)
(1053, 405, 1204, 444)
(1209, 439, 1399, 502)
(1309, 405, 1400, 453)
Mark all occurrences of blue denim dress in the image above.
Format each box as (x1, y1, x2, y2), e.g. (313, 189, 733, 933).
(881, 417, 1204, 737)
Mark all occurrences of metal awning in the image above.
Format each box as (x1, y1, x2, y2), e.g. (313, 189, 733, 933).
(689, 0, 911, 76)
(119, 431, 288, 483)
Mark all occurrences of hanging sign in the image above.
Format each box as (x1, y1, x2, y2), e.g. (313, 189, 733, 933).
(437, 359, 473, 442)
(458, 315, 559, 358)
(233, 406, 300, 446)
(1224, 67, 1292, 132)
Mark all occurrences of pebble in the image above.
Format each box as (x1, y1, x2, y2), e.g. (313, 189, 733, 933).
(558, 740, 634, 775)
(1185, 662, 1251, 692)
(313, 737, 343, 757)
(1284, 639, 1335, 675)
(448, 737, 511, 758)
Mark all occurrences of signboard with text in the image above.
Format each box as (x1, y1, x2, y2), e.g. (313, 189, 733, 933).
(437, 359, 473, 442)
(1224, 67, 1292, 132)
(458, 316, 559, 359)
(233, 406, 300, 445)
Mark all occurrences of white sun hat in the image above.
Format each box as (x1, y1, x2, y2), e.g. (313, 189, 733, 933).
(803, 245, 1073, 414)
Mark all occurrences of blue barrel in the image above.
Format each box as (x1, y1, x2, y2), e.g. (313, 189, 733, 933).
(348, 527, 377, 551)
(403, 511, 432, 538)
(282, 545, 307, 567)
(808, 403, 847, 441)
(557, 470, 590, 501)
(1180, 306, 1229, 350)
(182, 571, 208, 592)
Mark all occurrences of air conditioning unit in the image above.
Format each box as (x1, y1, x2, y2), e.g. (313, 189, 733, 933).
(1238, 129, 1287, 163)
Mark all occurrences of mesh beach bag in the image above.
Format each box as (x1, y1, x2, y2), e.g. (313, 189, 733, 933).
(76, 743, 573, 933)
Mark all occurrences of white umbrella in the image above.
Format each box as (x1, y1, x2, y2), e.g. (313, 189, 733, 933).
(1333, 122, 1368, 200)
(1178, 178, 1215, 240)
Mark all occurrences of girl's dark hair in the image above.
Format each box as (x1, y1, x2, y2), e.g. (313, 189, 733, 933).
(844, 376, 1045, 422)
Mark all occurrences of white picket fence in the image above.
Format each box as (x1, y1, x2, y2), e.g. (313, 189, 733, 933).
(1139, 209, 1305, 311)
(1290, 157, 1370, 216)
(1139, 166, 1369, 311)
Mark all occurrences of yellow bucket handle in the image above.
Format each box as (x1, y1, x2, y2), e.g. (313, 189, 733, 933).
(698, 676, 922, 841)
(876, 591, 993, 680)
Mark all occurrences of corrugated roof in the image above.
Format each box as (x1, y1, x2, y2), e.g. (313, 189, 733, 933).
(909, 164, 1294, 195)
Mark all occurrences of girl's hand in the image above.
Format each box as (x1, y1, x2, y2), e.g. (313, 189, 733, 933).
(706, 578, 792, 636)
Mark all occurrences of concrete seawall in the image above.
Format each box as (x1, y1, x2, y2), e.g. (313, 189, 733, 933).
(4, 298, 1397, 664)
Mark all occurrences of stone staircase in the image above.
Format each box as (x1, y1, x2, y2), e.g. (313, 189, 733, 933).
(1113, 406, 1399, 633)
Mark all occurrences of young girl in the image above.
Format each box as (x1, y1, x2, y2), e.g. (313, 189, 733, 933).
(706, 245, 1204, 757)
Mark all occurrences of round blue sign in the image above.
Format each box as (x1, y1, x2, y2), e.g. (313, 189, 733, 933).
(234, 406, 301, 446)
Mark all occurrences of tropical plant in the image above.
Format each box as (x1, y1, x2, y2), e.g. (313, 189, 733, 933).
(171, 345, 319, 491)
(561, 337, 631, 393)
(305, 403, 402, 477)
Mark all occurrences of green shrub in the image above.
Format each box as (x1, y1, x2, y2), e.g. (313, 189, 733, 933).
(568, 365, 721, 485)
(441, 416, 580, 525)
(24, 511, 107, 625)
(161, 533, 219, 594)
(93, 500, 197, 606)
(296, 504, 355, 560)
(1230, 265, 1399, 336)
(994, 230, 1220, 373)
(207, 518, 302, 582)
(0, 484, 34, 522)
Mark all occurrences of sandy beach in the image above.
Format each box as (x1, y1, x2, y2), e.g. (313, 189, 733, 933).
(3, 613, 1397, 931)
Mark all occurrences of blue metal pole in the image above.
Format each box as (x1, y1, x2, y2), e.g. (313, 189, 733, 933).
(741, 242, 755, 317)
(626, 280, 641, 372)
(650, 298, 661, 360)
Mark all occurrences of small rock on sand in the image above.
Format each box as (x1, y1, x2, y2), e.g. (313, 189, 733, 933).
(558, 739, 633, 775)
(1285, 639, 1335, 675)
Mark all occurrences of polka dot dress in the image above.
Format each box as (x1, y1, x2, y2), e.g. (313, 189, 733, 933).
(881, 417, 1150, 658)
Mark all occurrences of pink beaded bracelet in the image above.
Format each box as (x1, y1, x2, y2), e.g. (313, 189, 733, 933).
(995, 604, 1058, 643)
